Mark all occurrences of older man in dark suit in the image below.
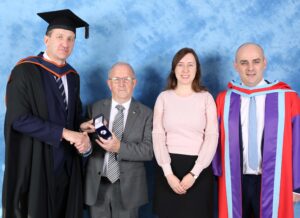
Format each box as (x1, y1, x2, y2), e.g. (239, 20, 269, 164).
(81, 62, 153, 218)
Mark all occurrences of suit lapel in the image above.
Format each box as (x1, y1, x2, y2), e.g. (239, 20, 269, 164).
(101, 99, 112, 122)
(123, 99, 139, 137)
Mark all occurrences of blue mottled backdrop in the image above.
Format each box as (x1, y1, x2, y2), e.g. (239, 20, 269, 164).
(1, 0, 300, 217)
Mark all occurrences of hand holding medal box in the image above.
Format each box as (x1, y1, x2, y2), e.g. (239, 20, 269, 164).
(93, 114, 112, 140)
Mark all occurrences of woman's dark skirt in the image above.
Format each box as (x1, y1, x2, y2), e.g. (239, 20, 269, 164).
(153, 153, 214, 218)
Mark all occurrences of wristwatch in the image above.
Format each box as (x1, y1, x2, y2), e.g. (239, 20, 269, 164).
(189, 171, 198, 179)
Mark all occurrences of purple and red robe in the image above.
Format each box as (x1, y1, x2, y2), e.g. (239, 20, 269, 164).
(213, 80, 300, 218)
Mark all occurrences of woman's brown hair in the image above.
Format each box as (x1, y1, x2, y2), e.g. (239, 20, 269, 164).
(166, 47, 207, 92)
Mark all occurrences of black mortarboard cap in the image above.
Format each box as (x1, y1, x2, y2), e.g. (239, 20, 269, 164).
(37, 9, 89, 38)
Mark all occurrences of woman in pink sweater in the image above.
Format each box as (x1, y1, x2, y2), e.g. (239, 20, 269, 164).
(152, 48, 218, 218)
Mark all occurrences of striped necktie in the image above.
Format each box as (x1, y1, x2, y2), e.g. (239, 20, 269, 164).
(106, 104, 125, 183)
(54, 76, 68, 111)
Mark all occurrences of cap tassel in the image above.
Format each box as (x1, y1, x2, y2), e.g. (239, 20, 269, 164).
(85, 25, 89, 39)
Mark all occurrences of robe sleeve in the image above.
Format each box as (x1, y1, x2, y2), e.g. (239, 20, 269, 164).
(212, 91, 226, 176)
(292, 94, 300, 193)
(6, 65, 63, 147)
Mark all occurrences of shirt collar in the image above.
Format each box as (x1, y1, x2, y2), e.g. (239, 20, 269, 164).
(43, 52, 66, 65)
(242, 79, 267, 87)
(111, 98, 132, 111)
(43, 52, 51, 61)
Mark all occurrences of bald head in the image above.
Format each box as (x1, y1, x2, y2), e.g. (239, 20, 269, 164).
(234, 43, 267, 87)
(235, 43, 265, 62)
(108, 62, 135, 78)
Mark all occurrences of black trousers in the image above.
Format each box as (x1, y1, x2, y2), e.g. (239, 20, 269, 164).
(242, 175, 261, 218)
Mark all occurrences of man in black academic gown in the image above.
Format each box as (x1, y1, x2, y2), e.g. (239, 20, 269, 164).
(3, 9, 92, 218)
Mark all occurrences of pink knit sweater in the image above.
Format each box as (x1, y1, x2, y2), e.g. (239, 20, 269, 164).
(152, 90, 218, 177)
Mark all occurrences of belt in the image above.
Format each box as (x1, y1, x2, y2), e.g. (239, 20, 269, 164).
(100, 176, 120, 184)
(100, 176, 112, 184)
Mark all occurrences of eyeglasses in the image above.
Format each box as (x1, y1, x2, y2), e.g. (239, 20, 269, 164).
(109, 77, 135, 84)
